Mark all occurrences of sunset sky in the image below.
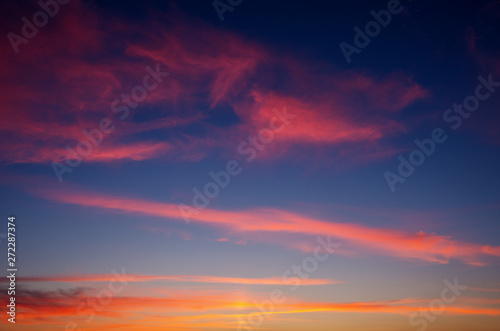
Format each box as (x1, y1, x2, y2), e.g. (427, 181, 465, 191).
(1, 0, 500, 330)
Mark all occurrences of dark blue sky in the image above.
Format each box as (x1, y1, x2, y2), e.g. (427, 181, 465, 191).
(0, 0, 499, 329)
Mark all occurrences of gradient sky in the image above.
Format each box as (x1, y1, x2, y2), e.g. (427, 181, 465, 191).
(1, 0, 500, 330)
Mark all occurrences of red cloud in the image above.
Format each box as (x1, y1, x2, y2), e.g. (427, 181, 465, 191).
(0, 0, 429, 169)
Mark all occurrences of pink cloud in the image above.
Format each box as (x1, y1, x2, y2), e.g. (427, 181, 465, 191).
(26, 183, 500, 266)
(0, 0, 429, 168)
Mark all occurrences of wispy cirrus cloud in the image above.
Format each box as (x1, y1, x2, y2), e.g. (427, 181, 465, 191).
(25, 183, 500, 266)
(8, 274, 339, 286)
(0, 0, 429, 169)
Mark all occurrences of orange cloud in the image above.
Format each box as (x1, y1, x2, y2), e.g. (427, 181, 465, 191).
(3, 287, 499, 330)
(9, 274, 338, 286)
(28, 184, 500, 265)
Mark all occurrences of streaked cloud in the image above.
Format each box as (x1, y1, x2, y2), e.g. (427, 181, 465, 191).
(28, 183, 500, 265)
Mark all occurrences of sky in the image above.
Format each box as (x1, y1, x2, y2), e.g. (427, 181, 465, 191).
(0, 0, 500, 330)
